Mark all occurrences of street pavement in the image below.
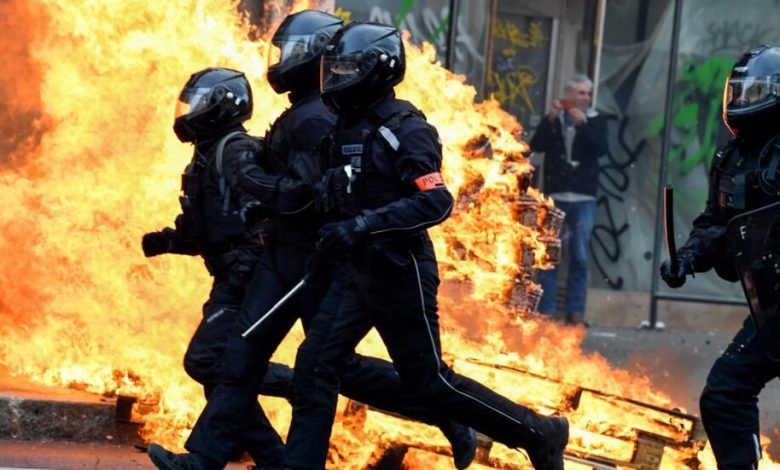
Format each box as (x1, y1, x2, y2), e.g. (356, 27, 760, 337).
(580, 322, 780, 459)
(0, 440, 251, 470)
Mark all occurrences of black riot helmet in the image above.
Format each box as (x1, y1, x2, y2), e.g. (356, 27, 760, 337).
(267, 10, 343, 95)
(320, 22, 406, 114)
(173, 67, 252, 143)
(723, 45, 780, 139)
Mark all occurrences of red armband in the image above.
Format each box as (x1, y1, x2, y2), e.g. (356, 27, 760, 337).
(414, 172, 445, 191)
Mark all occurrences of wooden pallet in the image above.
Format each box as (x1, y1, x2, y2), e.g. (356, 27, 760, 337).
(338, 358, 707, 469)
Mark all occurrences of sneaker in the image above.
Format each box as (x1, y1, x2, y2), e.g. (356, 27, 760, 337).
(440, 420, 477, 469)
(147, 443, 216, 470)
(526, 416, 569, 470)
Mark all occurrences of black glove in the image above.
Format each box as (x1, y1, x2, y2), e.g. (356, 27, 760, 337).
(318, 215, 369, 260)
(313, 166, 351, 214)
(142, 229, 174, 257)
(659, 252, 694, 288)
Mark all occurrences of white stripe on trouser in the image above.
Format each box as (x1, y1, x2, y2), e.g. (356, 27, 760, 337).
(410, 253, 528, 429)
(752, 432, 761, 468)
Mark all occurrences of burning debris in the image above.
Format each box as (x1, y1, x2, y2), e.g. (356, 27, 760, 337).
(325, 358, 707, 470)
(1, 0, 779, 468)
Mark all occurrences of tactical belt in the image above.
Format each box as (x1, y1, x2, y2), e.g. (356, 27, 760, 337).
(202, 240, 245, 257)
(261, 229, 319, 246)
(204, 250, 239, 276)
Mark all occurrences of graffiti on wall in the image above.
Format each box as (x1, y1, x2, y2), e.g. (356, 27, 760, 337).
(591, 116, 645, 289)
(649, 20, 776, 175)
(588, 8, 779, 292)
(488, 17, 551, 126)
(648, 56, 733, 173)
(335, 1, 487, 81)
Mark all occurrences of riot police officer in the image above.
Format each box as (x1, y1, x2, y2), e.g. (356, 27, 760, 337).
(142, 67, 289, 469)
(660, 45, 780, 469)
(150, 11, 476, 470)
(282, 22, 569, 470)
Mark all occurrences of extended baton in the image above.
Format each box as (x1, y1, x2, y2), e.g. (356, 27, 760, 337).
(241, 248, 326, 338)
(241, 276, 310, 338)
(663, 184, 678, 271)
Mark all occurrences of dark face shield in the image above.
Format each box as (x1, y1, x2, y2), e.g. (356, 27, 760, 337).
(269, 34, 321, 71)
(321, 52, 378, 93)
(724, 75, 780, 114)
(175, 87, 212, 120)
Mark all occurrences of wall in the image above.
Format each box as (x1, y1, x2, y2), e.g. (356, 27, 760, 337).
(594, 0, 780, 313)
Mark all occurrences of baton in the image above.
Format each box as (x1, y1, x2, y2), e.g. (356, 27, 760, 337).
(241, 247, 327, 338)
(663, 184, 678, 271)
(241, 277, 310, 338)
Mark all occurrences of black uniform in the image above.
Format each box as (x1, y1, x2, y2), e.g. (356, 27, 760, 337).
(674, 138, 780, 468)
(183, 89, 327, 466)
(184, 91, 474, 469)
(282, 94, 567, 469)
(144, 126, 290, 465)
(657, 45, 780, 470)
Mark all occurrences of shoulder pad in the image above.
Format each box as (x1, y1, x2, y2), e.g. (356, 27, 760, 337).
(287, 98, 337, 133)
(372, 98, 423, 121)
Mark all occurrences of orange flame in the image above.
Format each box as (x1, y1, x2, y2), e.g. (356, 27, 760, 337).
(0, 0, 778, 468)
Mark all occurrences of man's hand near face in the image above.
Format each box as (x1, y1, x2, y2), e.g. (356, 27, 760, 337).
(568, 108, 587, 126)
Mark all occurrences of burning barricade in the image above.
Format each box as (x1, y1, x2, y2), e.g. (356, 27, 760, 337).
(3, 0, 780, 468)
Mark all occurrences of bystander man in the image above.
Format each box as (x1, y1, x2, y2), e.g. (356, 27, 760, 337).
(529, 74, 609, 326)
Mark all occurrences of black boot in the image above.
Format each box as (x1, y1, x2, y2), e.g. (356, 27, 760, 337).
(525, 416, 569, 470)
(147, 443, 221, 470)
(439, 420, 477, 469)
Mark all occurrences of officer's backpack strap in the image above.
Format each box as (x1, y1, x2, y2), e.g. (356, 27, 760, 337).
(215, 131, 250, 214)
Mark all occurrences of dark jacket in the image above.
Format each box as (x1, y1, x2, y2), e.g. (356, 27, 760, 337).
(678, 137, 779, 281)
(167, 125, 264, 274)
(529, 110, 609, 197)
(326, 94, 453, 239)
(237, 91, 334, 229)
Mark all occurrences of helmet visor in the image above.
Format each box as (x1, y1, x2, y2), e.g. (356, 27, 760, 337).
(725, 75, 780, 112)
(321, 52, 377, 92)
(175, 87, 211, 119)
(269, 35, 318, 69)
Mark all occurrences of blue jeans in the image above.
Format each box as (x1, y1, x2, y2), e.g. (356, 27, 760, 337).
(538, 199, 596, 318)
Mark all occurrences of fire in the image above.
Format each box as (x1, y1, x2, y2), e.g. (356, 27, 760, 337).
(0, 0, 777, 468)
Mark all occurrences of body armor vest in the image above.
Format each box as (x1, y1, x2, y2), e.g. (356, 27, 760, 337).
(265, 97, 325, 183)
(180, 134, 249, 251)
(714, 140, 780, 220)
(261, 94, 331, 231)
(328, 99, 434, 218)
